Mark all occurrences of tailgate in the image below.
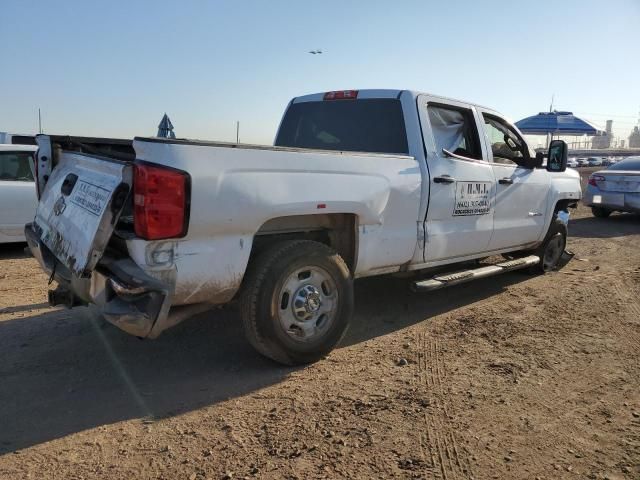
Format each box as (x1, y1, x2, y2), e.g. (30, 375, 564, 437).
(34, 151, 132, 277)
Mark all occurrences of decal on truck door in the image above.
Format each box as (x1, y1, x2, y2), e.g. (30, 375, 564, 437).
(453, 181, 491, 216)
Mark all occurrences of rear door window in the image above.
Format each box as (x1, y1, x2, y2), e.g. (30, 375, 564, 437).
(427, 105, 483, 160)
(275, 99, 409, 155)
(0, 152, 34, 181)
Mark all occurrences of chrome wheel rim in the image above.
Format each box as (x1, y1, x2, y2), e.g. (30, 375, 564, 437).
(543, 235, 564, 271)
(276, 266, 338, 342)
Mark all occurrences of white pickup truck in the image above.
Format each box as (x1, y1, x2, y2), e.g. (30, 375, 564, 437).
(26, 89, 581, 364)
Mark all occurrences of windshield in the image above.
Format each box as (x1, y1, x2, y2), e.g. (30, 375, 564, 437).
(0, 151, 34, 181)
(275, 99, 409, 155)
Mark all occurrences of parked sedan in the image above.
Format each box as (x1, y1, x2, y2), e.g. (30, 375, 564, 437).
(0, 144, 38, 243)
(583, 156, 640, 217)
(567, 158, 579, 168)
(587, 157, 603, 167)
(577, 158, 589, 167)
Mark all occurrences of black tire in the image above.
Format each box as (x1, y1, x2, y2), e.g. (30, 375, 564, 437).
(240, 240, 354, 365)
(531, 218, 567, 273)
(592, 207, 611, 218)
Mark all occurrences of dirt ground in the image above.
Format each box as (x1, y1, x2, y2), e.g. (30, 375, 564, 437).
(1, 170, 638, 480)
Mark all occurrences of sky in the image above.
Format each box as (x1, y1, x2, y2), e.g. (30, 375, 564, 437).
(2, 0, 639, 146)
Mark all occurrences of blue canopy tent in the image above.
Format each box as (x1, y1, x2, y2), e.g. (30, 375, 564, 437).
(157, 113, 176, 139)
(516, 110, 605, 149)
(515, 111, 604, 150)
(515, 111, 603, 136)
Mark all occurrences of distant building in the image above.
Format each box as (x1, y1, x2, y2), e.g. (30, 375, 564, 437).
(629, 126, 640, 148)
(591, 120, 612, 149)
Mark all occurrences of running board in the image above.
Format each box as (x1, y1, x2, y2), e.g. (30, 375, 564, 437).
(411, 255, 540, 292)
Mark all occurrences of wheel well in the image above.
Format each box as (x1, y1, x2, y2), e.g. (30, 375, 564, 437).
(251, 214, 358, 272)
(554, 199, 577, 214)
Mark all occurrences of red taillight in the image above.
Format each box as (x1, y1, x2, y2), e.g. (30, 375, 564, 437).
(323, 90, 358, 100)
(588, 175, 605, 187)
(134, 163, 189, 240)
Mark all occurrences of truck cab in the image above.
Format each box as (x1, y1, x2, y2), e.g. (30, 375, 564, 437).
(275, 90, 580, 268)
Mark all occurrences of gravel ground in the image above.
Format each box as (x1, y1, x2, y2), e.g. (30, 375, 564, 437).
(0, 169, 638, 480)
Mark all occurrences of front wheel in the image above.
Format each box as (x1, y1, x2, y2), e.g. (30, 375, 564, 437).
(532, 219, 567, 273)
(240, 240, 354, 365)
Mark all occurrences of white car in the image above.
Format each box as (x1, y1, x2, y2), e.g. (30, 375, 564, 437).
(28, 90, 581, 364)
(0, 144, 38, 243)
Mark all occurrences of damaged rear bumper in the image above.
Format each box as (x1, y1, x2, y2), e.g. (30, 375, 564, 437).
(25, 223, 178, 338)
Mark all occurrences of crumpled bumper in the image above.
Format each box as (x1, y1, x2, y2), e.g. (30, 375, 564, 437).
(25, 223, 176, 338)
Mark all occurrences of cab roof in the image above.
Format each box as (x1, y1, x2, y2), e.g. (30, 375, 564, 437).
(292, 89, 494, 111)
(0, 144, 37, 152)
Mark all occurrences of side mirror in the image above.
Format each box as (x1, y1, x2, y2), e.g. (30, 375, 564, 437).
(546, 140, 568, 172)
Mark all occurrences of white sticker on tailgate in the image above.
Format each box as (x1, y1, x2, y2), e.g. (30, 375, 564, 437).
(453, 181, 492, 216)
(70, 180, 110, 216)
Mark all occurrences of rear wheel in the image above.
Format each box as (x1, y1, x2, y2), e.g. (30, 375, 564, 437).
(240, 240, 354, 365)
(592, 206, 611, 218)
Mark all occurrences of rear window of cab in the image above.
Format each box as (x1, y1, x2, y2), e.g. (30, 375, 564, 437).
(275, 99, 409, 155)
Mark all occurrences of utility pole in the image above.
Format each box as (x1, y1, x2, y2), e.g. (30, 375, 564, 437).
(236, 121, 240, 144)
(546, 94, 555, 147)
(38, 108, 42, 134)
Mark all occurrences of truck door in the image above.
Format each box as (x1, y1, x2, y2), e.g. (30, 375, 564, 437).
(418, 96, 496, 262)
(477, 111, 551, 250)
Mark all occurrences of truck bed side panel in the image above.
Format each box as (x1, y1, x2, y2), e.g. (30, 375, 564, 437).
(131, 140, 422, 304)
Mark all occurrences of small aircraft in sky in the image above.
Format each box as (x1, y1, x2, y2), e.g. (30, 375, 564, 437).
(308, 50, 323, 55)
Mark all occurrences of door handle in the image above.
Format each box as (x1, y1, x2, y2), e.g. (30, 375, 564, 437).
(528, 212, 543, 217)
(498, 178, 514, 185)
(433, 175, 455, 184)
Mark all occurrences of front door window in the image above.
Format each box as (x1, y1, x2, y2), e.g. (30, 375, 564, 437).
(482, 116, 530, 166)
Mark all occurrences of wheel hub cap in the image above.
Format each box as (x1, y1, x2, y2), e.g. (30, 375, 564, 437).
(293, 285, 322, 319)
(276, 266, 339, 342)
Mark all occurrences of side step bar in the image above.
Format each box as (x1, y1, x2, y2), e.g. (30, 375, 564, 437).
(411, 255, 540, 292)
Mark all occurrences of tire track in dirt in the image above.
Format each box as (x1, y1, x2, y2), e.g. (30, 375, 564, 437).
(569, 274, 640, 385)
(416, 330, 474, 479)
(606, 275, 640, 351)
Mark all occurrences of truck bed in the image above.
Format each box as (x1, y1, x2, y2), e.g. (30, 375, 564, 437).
(133, 136, 413, 158)
(43, 135, 135, 164)
(29, 132, 422, 339)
